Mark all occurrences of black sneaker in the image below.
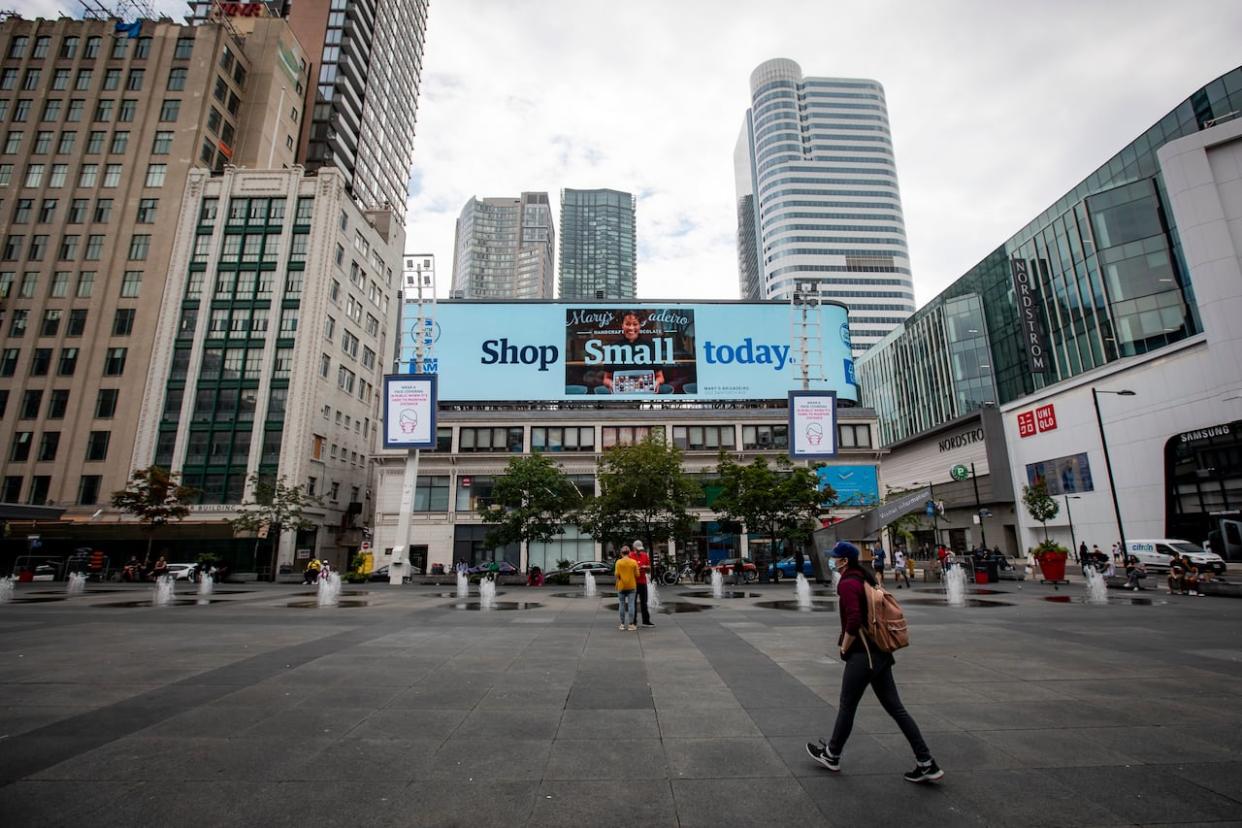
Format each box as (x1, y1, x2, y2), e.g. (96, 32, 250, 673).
(642, 622, 655, 627)
(805, 740, 840, 772)
(904, 760, 943, 783)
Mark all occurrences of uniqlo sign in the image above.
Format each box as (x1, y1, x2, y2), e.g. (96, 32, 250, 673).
(1018, 404, 1057, 438)
(1036, 404, 1057, 432)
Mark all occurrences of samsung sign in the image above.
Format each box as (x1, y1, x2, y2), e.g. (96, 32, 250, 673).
(401, 301, 858, 403)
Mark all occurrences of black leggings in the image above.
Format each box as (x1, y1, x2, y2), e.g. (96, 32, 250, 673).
(637, 582, 651, 624)
(828, 650, 931, 762)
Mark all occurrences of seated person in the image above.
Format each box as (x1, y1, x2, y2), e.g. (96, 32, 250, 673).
(1184, 560, 1202, 597)
(1168, 556, 1186, 595)
(1124, 557, 1148, 590)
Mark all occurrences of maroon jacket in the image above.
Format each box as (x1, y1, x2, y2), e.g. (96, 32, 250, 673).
(836, 568, 868, 654)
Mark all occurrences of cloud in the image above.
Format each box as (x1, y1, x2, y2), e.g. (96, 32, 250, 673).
(400, 0, 1239, 305)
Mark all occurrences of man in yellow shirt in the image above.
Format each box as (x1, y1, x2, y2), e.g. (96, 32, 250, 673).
(614, 546, 639, 631)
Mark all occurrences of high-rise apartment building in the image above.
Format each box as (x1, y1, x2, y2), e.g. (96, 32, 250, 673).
(735, 58, 915, 354)
(130, 165, 401, 568)
(558, 188, 636, 300)
(450, 193, 554, 299)
(277, 0, 430, 218)
(0, 16, 307, 515)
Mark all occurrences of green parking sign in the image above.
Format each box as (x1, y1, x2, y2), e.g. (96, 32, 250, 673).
(950, 464, 969, 482)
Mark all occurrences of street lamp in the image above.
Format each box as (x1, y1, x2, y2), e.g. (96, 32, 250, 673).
(1092, 388, 1136, 561)
(1064, 495, 1082, 561)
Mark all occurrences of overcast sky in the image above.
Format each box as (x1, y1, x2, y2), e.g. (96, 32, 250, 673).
(17, 0, 1242, 307)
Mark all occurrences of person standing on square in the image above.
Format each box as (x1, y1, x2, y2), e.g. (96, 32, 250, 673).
(631, 541, 654, 627)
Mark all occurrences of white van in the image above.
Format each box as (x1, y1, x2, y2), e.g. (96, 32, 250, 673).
(1124, 539, 1226, 575)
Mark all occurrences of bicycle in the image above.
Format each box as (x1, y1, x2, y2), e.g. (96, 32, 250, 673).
(661, 564, 695, 585)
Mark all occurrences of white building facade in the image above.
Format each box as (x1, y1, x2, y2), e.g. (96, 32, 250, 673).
(735, 58, 915, 354)
(1002, 117, 1242, 560)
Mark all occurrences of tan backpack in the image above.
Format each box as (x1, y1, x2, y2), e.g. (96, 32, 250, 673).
(862, 581, 909, 652)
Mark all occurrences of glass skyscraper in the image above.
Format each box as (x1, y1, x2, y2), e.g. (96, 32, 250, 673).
(451, 193, 555, 299)
(858, 66, 1242, 447)
(558, 188, 636, 299)
(735, 58, 915, 354)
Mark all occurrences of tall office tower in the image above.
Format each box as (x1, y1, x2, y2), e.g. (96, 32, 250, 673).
(279, 0, 430, 219)
(0, 16, 308, 513)
(450, 193, 554, 299)
(558, 188, 636, 300)
(131, 166, 401, 568)
(735, 58, 915, 354)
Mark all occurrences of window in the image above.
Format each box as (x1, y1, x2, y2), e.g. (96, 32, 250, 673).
(110, 37, 127, 59)
(361, 346, 375, 369)
(127, 235, 149, 261)
(365, 314, 379, 336)
(67, 199, 87, 223)
(741, 424, 789, 450)
(4, 130, 23, 154)
(144, 164, 166, 187)
(12, 198, 30, 222)
(57, 131, 75, 154)
(85, 431, 110, 461)
(100, 163, 121, 187)
(78, 163, 98, 187)
(7, 36, 28, 58)
(96, 388, 118, 418)
(0, 348, 19, 376)
(112, 308, 135, 336)
(207, 107, 222, 135)
(134, 37, 150, 59)
(290, 233, 308, 262)
(0, 164, 11, 186)
(126, 69, 144, 91)
(458, 427, 525, 453)
(838, 423, 872, 449)
(13, 99, 29, 121)
(51, 69, 70, 91)
(85, 235, 104, 260)
(531, 427, 596, 453)
(40, 200, 58, 223)
(117, 270, 141, 297)
(19, 272, 36, 297)
(28, 476, 50, 504)
(151, 131, 173, 155)
(671, 425, 736, 451)
(341, 329, 359, 359)
(10, 431, 31, 461)
(40, 309, 61, 336)
(103, 347, 126, 375)
(0, 272, 11, 298)
(174, 37, 193, 60)
(320, 353, 330, 377)
(28, 234, 47, 261)
(66, 308, 87, 335)
(75, 69, 92, 90)
(1, 477, 20, 501)
(336, 365, 355, 393)
(75, 272, 94, 298)
(78, 475, 101, 505)
(32, 36, 50, 59)
(135, 198, 157, 224)
(159, 100, 180, 122)
(117, 100, 135, 123)
(33, 131, 52, 154)
(49, 271, 69, 296)
(10, 308, 27, 335)
(110, 130, 129, 152)
(57, 347, 77, 375)
(213, 75, 228, 103)
(20, 389, 42, 418)
(60, 36, 79, 58)
(47, 389, 68, 418)
(22, 69, 41, 91)
(94, 99, 114, 121)
(24, 163, 44, 187)
(38, 432, 60, 462)
(67, 98, 82, 121)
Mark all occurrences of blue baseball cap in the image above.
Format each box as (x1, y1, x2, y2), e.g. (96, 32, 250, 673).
(831, 541, 860, 559)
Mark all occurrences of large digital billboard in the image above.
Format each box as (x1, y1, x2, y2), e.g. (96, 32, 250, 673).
(400, 302, 858, 403)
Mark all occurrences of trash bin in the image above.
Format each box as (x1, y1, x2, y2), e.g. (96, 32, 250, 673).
(975, 570, 989, 585)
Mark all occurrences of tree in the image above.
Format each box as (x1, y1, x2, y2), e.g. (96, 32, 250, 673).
(111, 465, 197, 565)
(713, 455, 837, 580)
(574, 434, 700, 567)
(1022, 481, 1060, 541)
(478, 453, 580, 565)
(230, 474, 320, 580)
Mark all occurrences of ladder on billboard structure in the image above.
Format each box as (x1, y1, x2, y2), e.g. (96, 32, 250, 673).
(389, 255, 437, 586)
(789, 280, 827, 392)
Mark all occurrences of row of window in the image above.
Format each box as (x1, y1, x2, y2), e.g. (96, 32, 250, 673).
(2, 160, 167, 189)
(9, 196, 158, 226)
(4, 128, 174, 157)
(1, 269, 130, 300)
(2, 232, 155, 264)
(7, 307, 133, 338)
(0, 386, 117, 420)
(1, 472, 98, 506)
(428, 423, 873, 453)
(6, 32, 157, 61)
(7, 428, 109, 463)
(0, 345, 125, 377)
(0, 95, 184, 125)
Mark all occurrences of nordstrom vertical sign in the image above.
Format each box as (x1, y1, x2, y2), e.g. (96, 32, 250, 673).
(1010, 258, 1047, 373)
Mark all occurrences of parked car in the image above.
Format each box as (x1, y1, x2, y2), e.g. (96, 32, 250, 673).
(165, 563, 197, 581)
(1125, 539, 1227, 574)
(368, 565, 413, 582)
(466, 561, 519, 576)
(712, 558, 758, 582)
(548, 560, 611, 577)
(767, 556, 814, 579)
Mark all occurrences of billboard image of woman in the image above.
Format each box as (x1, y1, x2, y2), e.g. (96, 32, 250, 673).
(563, 307, 697, 395)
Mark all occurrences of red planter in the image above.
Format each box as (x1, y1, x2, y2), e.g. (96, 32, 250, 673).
(1039, 553, 1067, 582)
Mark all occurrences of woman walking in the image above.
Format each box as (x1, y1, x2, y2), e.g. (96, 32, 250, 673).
(806, 541, 942, 783)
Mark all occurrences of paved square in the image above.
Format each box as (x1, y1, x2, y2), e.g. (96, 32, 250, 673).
(1, 580, 1240, 826)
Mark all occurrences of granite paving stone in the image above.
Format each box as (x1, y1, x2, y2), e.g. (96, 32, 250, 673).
(2, 580, 1240, 826)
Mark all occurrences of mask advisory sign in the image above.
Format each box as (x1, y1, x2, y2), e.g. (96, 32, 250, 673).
(400, 301, 858, 403)
(788, 390, 838, 459)
(383, 374, 437, 449)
